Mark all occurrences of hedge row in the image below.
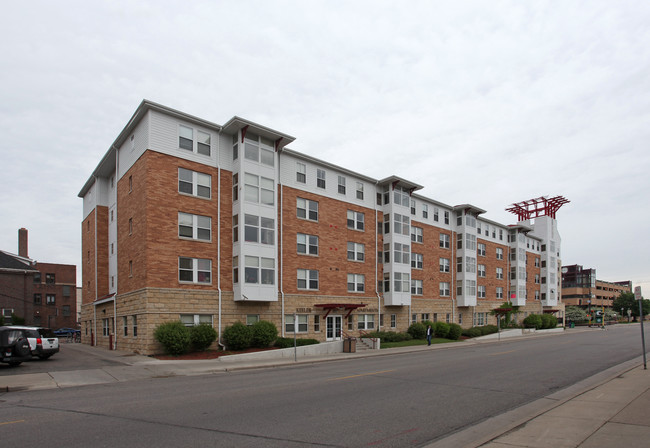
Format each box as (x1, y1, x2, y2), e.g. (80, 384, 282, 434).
(154, 321, 218, 355)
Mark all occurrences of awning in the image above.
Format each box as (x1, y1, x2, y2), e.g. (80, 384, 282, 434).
(314, 303, 367, 318)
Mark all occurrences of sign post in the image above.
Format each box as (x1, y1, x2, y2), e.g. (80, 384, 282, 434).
(635, 286, 646, 370)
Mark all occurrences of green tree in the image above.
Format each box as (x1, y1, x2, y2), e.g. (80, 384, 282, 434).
(154, 321, 191, 355)
(565, 306, 588, 323)
(613, 292, 650, 321)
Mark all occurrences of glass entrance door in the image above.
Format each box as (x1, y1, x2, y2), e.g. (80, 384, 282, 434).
(326, 315, 342, 341)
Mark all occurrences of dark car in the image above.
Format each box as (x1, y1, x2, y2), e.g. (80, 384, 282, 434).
(0, 326, 32, 366)
(54, 327, 81, 337)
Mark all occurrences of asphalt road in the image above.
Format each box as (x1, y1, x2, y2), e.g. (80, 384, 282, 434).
(0, 325, 644, 447)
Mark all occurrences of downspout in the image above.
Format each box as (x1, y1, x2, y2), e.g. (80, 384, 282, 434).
(113, 146, 118, 350)
(93, 175, 98, 346)
(217, 131, 225, 350)
(279, 149, 285, 337)
(451, 225, 456, 324)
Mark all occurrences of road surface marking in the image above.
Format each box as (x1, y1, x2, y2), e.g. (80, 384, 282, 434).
(328, 369, 395, 381)
(0, 420, 25, 426)
(490, 350, 517, 356)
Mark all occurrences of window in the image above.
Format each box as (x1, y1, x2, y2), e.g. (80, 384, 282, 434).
(439, 282, 450, 297)
(46, 294, 55, 305)
(129, 260, 133, 277)
(244, 214, 275, 245)
(383, 272, 390, 293)
(232, 215, 239, 242)
(178, 168, 211, 199)
(180, 314, 212, 327)
(129, 218, 133, 235)
(297, 269, 319, 290)
(466, 279, 476, 296)
(232, 173, 239, 201)
(433, 207, 439, 222)
(457, 233, 463, 250)
(393, 214, 410, 235)
(535, 257, 540, 267)
(297, 198, 318, 221)
(411, 314, 417, 325)
(496, 287, 503, 299)
(444, 211, 450, 224)
(233, 139, 238, 160)
(457, 257, 463, 273)
(422, 204, 428, 219)
(347, 242, 365, 262)
(411, 226, 423, 243)
(129, 175, 133, 192)
(244, 256, 275, 285)
(244, 173, 275, 205)
(390, 314, 396, 328)
(439, 234, 450, 249)
(466, 233, 476, 250)
(410, 199, 416, 215)
(347, 274, 365, 292)
(246, 315, 260, 326)
(478, 285, 486, 298)
(46, 273, 55, 284)
(478, 243, 486, 257)
(244, 132, 274, 166)
(285, 314, 308, 333)
(297, 233, 318, 255)
(347, 210, 365, 230)
(338, 176, 346, 194)
(348, 315, 354, 331)
(317, 169, 326, 188)
(535, 274, 540, 284)
(357, 314, 375, 330)
(178, 212, 211, 241)
(314, 315, 320, 332)
(393, 243, 410, 264)
(439, 257, 450, 273)
(356, 182, 364, 200)
(123, 316, 128, 336)
(411, 253, 423, 269)
(496, 248, 504, 260)
(394, 272, 410, 292)
(496, 267, 504, 279)
(33, 272, 41, 283)
(133, 315, 138, 337)
(478, 264, 486, 278)
(296, 162, 306, 183)
(103, 318, 110, 336)
(179, 257, 211, 284)
(179, 125, 211, 156)
(33, 294, 42, 304)
(411, 279, 423, 295)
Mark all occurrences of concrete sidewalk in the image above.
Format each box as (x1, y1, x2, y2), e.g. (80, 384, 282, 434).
(2, 329, 648, 448)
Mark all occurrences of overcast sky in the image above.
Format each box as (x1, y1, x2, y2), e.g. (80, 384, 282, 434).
(1, 1, 649, 296)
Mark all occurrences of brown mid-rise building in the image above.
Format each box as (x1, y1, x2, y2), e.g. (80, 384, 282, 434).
(79, 100, 566, 354)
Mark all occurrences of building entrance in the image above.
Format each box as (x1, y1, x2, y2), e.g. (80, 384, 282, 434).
(326, 315, 342, 341)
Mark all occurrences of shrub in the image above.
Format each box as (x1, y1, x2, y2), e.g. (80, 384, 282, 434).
(447, 323, 462, 340)
(223, 321, 253, 351)
(251, 320, 278, 348)
(367, 331, 412, 342)
(523, 314, 543, 329)
(540, 314, 557, 329)
(434, 322, 450, 338)
(462, 327, 482, 338)
(274, 337, 319, 348)
(408, 322, 427, 340)
(190, 323, 217, 351)
(480, 325, 499, 335)
(154, 321, 191, 355)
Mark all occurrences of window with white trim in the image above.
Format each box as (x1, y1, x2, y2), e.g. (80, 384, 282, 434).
(466, 279, 476, 295)
(297, 233, 318, 255)
(433, 207, 439, 222)
(179, 125, 211, 156)
(393, 186, 409, 206)
(393, 214, 410, 235)
(478, 264, 486, 278)
(410, 199, 416, 215)
(338, 176, 346, 194)
(244, 132, 274, 167)
(244, 256, 275, 285)
(181, 314, 212, 327)
(478, 243, 486, 257)
(246, 315, 260, 326)
(233, 215, 239, 242)
(411, 253, 423, 269)
(178, 212, 211, 241)
(347, 274, 365, 292)
(478, 285, 486, 298)
(394, 272, 410, 292)
(439, 282, 450, 297)
(357, 314, 375, 330)
(444, 211, 450, 224)
(297, 269, 319, 290)
(347, 210, 365, 231)
(296, 162, 306, 183)
(347, 242, 365, 262)
(179, 257, 211, 284)
(244, 214, 275, 245)
(496, 287, 503, 299)
(285, 314, 308, 333)
(244, 173, 274, 206)
(178, 168, 211, 199)
(466, 257, 476, 273)
(232, 173, 239, 201)
(496, 248, 504, 260)
(439, 233, 450, 249)
(411, 279, 423, 295)
(422, 204, 428, 219)
(297, 198, 318, 221)
(393, 242, 410, 264)
(496, 267, 504, 279)
(439, 257, 450, 273)
(411, 226, 423, 243)
(356, 182, 364, 200)
(317, 169, 326, 189)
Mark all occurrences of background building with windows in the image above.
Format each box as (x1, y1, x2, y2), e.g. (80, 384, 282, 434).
(0, 228, 77, 329)
(79, 100, 566, 354)
(561, 264, 632, 309)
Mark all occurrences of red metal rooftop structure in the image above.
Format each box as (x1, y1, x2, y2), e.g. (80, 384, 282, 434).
(506, 196, 569, 221)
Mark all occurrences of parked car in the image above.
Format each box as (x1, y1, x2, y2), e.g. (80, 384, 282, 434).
(54, 327, 81, 338)
(9, 326, 59, 359)
(0, 326, 32, 366)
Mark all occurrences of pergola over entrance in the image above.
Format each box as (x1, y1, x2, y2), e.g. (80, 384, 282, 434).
(314, 303, 367, 318)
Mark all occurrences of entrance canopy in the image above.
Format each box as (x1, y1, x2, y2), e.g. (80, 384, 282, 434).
(314, 303, 367, 318)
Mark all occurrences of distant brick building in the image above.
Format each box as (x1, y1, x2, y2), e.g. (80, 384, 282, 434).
(80, 100, 567, 355)
(561, 264, 632, 309)
(0, 228, 77, 329)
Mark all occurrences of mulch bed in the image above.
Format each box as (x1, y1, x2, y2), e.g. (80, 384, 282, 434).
(153, 347, 279, 360)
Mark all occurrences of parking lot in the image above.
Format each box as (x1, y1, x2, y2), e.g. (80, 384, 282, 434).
(0, 341, 127, 376)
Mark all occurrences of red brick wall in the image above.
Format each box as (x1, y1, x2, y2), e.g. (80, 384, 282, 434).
(81, 210, 96, 304)
(481, 240, 509, 301)
(0, 271, 34, 323)
(33, 262, 77, 328)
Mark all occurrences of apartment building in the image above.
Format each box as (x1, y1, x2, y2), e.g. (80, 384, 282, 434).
(561, 264, 632, 308)
(79, 100, 565, 354)
(0, 228, 77, 329)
